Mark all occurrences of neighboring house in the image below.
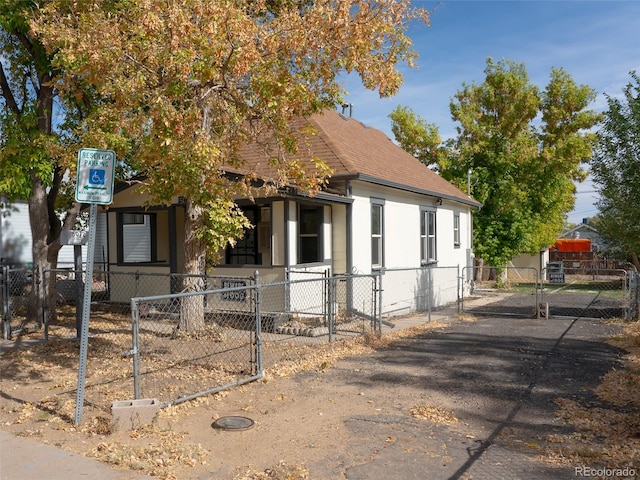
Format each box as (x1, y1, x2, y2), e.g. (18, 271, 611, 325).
(511, 222, 608, 281)
(103, 109, 482, 315)
(559, 222, 606, 252)
(0, 199, 108, 268)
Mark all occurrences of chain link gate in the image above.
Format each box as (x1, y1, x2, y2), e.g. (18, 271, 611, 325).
(460, 264, 638, 321)
(541, 267, 635, 320)
(130, 282, 262, 407)
(461, 266, 539, 317)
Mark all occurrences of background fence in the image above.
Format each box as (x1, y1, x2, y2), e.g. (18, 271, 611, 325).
(460, 265, 639, 321)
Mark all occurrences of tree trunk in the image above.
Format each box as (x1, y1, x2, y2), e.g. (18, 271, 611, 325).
(178, 199, 206, 332)
(29, 180, 55, 326)
(474, 257, 484, 282)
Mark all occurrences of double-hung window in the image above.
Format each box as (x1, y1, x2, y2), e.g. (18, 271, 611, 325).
(453, 213, 461, 247)
(298, 204, 323, 264)
(118, 212, 156, 263)
(420, 208, 437, 264)
(371, 199, 384, 269)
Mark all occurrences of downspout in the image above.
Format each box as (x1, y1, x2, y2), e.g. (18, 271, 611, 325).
(346, 181, 354, 317)
(346, 181, 353, 275)
(284, 198, 291, 313)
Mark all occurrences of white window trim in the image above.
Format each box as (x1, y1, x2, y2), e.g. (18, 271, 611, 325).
(371, 198, 385, 269)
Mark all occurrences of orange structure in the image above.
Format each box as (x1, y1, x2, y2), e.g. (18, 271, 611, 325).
(552, 238, 591, 252)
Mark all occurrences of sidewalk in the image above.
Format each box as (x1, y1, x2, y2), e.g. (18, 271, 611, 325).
(0, 430, 158, 480)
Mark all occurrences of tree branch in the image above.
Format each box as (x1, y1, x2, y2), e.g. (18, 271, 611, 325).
(0, 63, 21, 116)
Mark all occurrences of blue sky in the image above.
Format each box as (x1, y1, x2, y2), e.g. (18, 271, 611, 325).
(341, 0, 640, 224)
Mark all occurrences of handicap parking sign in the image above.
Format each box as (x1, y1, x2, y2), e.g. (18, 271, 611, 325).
(75, 148, 115, 205)
(89, 169, 106, 185)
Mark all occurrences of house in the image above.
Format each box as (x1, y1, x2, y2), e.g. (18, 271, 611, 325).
(0, 199, 108, 268)
(103, 109, 481, 315)
(559, 221, 605, 252)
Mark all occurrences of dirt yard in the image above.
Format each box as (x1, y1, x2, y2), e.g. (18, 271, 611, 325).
(1, 312, 639, 480)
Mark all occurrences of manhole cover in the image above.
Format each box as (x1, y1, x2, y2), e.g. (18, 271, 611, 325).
(212, 416, 255, 431)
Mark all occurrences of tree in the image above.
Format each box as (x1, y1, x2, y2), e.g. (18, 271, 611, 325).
(32, 0, 429, 330)
(388, 105, 445, 170)
(0, 1, 89, 324)
(590, 72, 640, 269)
(391, 58, 600, 271)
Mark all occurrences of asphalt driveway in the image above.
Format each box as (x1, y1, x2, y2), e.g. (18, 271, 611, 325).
(301, 313, 626, 479)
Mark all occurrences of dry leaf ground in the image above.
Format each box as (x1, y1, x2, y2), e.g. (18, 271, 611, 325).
(1, 312, 638, 480)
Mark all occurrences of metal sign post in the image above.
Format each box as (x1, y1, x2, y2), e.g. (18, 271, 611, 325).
(74, 148, 115, 425)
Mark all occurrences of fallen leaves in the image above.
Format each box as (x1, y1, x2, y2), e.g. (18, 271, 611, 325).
(233, 461, 309, 480)
(546, 318, 640, 471)
(90, 426, 209, 479)
(410, 404, 458, 425)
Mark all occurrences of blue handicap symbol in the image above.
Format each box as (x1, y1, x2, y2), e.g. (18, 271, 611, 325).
(89, 169, 106, 185)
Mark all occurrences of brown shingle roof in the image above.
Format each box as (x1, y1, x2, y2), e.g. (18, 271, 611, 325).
(236, 109, 481, 208)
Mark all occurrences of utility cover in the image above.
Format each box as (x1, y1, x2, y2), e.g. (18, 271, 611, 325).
(212, 416, 255, 431)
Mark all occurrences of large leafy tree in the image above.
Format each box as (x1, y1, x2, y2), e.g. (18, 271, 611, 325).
(388, 105, 445, 170)
(0, 1, 91, 323)
(590, 72, 640, 269)
(390, 58, 600, 268)
(32, 0, 428, 329)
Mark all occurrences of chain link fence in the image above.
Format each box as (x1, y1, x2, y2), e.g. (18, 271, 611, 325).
(127, 272, 382, 406)
(36, 269, 255, 408)
(259, 274, 381, 370)
(459, 264, 639, 321)
(130, 285, 261, 407)
(42, 269, 253, 339)
(1, 265, 36, 339)
(381, 266, 460, 318)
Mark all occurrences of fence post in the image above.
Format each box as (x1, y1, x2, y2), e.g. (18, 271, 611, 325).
(427, 266, 432, 323)
(377, 272, 383, 335)
(328, 276, 335, 343)
(1, 265, 8, 340)
(131, 298, 142, 399)
(254, 271, 263, 376)
(284, 267, 291, 315)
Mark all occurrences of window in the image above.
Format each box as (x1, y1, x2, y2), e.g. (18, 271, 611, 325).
(298, 205, 322, 264)
(453, 214, 461, 247)
(225, 206, 271, 265)
(371, 200, 384, 268)
(420, 208, 437, 264)
(118, 212, 156, 263)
